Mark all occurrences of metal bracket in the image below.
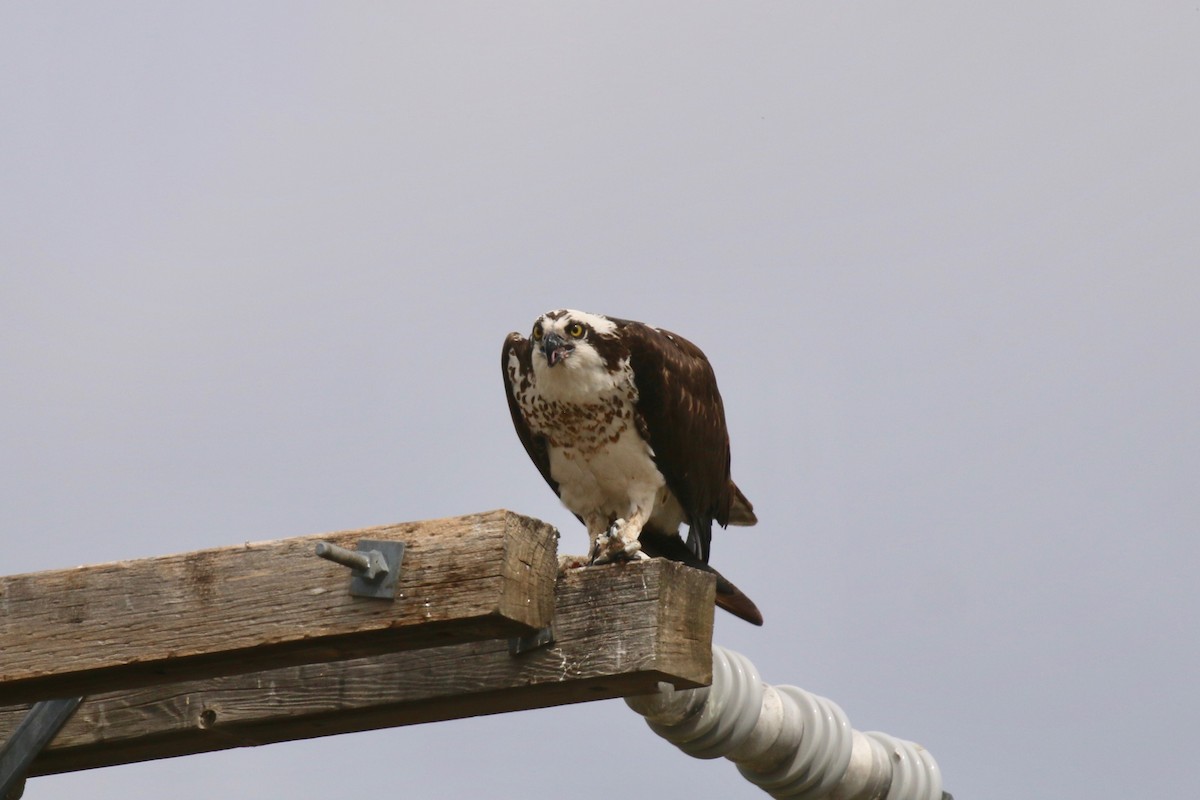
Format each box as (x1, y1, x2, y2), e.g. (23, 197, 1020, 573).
(508, 624, 555, 656)
(0, 696, 84, 799)
(314, 539, 405, 599)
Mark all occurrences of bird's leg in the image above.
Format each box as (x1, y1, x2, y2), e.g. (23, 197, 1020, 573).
(590, 511, 651, 565)
(556, 513, 615, 573)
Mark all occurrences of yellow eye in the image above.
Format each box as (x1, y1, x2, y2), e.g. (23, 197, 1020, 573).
(532, 323, 544, 341)
(567, 322, 585, 339)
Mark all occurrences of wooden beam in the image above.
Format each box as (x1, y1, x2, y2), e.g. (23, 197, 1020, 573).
(2, 559, 714, 777)
(0, 510, 557, 706)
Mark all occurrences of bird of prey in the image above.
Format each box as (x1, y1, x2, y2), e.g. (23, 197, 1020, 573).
(501, 309, 762, 625)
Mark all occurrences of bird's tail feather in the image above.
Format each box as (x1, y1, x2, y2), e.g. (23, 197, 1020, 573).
(638, 529, 763, 626)
(712, 574, 764, 626)
(727, 482, 757, 526)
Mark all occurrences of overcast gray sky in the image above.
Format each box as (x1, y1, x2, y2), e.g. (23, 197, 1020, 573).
(3, 3, 1198, 798)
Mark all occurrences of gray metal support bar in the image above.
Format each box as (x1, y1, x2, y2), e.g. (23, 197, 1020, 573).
(0, 697, 83, 799)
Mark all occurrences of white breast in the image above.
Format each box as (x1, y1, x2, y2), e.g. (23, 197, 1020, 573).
(548, 425, 665, 521)
(508, 345, 685, 532)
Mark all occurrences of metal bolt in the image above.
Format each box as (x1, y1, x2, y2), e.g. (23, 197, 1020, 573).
(314, 542, 391, 582)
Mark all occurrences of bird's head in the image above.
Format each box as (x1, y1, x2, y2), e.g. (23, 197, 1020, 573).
(527, 309, 619, 376)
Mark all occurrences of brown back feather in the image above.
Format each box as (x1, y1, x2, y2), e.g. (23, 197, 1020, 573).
(611, 320, 738, 563)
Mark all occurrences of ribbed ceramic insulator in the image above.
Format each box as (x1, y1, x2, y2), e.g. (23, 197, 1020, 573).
(626, 645, 947, 800)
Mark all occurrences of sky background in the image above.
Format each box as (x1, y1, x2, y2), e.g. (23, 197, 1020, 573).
(2, 3, 1198, 798)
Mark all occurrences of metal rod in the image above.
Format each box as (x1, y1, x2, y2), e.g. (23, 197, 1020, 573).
(0, 697, 84, 799)
(313, 539, 404, 598)
(314, 541, 372, 572)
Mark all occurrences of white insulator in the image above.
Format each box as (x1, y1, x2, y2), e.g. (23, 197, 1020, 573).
(732, 684, 852, 799)
(640, 646, 763, 759)
(626, 645, 948, 800)
(862, 732, 944, 800)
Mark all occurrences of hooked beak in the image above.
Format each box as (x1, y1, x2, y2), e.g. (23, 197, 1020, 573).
(541, 332, 574, 367)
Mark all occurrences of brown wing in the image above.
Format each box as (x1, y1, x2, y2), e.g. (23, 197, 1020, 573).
(616, 320, 748, 563)
(501, 332, 561, 499)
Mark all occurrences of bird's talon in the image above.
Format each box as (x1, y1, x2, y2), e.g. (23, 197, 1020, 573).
(588, 525, 643, 565)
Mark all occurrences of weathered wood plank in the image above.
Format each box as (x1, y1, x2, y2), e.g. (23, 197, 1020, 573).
(2, 559, 714, 777)
(0, 510, 558, 705)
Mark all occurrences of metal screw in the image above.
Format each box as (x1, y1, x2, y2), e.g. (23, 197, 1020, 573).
(314, 542, 391, 582)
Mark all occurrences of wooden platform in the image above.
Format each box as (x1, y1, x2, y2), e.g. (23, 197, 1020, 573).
(0, 511, 714, 778)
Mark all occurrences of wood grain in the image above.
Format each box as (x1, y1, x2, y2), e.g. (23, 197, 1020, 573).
(0, 510, 558, 705)
(2, 559, 714, 777)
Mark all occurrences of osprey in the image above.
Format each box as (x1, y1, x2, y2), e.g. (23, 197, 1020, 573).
(502, 309, 762, 625)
